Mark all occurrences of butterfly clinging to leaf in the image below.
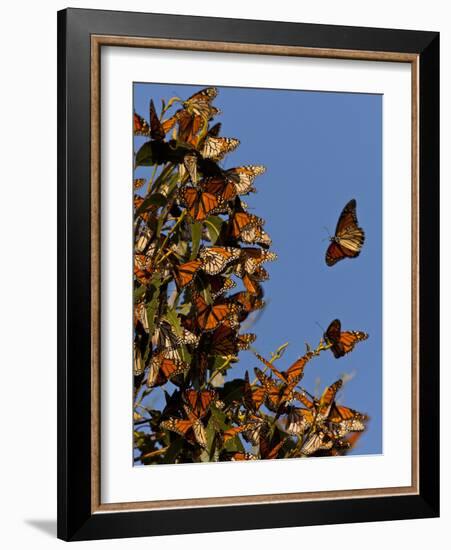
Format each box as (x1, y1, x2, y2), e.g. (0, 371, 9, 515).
(325, 199, 365, 266)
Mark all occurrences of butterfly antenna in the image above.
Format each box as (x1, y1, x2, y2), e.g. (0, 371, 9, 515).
(322, 226, 332, 242)
(315, 321, 325, 333)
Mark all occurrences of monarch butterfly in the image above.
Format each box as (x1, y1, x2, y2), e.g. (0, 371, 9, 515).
(332, 417, 367, 438)
(254, 368, 297, 413)
(182, 152, 198, 183)
(134, 302, 149, 332)
(174, 259, 202, 288)
(200, 176, 238, 202)
(284, 406, 314, 436)
(207, 324, 256, 356)
(328, 403, 364, 423)
(223, 451, 258, 461)
(227, 211, 264, 240)
(225, 165, 266, 195)
(255, 350, 314, 385)
(326, 199, 365, 266)
(243, 371, 266, 412)
(199, 246, 241, 276)
(204, 274, 236, 299)
(207, 122, 222, 137)
(147, 352, 190, 388)
(300, 431, 333, 456)
(133, 345, 144, 376)
(229, 291, 265, 323)
(235, 248, 277, 276)
(183, 87, 218, 119)
(161, 404, 207, 448)
(202, 136, 240, 161)
(260, 434, 288, 460)
(206, 324, 240, 356)
(149, 99, 166, 141)
(134, 111, 150, 136)
(179, 186, 224, 222)
(193, 294, 237, 332)
(242, 266, 269, 295)
(223, 416, 265, 445)
(324, 319, 369, 358)
(134, 178, 146, 190)
(240, 224, 272, 248)
(183, 389, 216, 418)
(317, 379, 343, 421)
(134, 254, 154, 285)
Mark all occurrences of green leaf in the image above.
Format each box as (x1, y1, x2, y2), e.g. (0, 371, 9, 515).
(190, 222, 202, 259)
(162, 437, 185, 464)
(136, 193, 167, 216)
(144, 276, 163, 341)
(205, 216, 223, 244)
(220, 378, 245, 406)
(165, 307, 182, 336)
(133, 285, 147, 303)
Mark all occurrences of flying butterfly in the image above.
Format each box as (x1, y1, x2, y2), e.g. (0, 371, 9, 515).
(325, 199, 365, 266)
(199, 246, 241, 276)
(324, 318, 369, 358)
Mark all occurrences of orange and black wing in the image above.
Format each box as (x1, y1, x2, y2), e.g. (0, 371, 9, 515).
(134, 111, 150, 136)
(149, 99, 166, 141)
(325, 318, 368, 358)
(179, 187, 221, 222)
(326, 199, 365, 266)
(174, 259, 202, 288)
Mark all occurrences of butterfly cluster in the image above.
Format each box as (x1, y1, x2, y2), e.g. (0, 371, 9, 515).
(133, 87, 370, 465)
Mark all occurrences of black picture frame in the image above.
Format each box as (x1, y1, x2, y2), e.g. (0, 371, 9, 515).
(57, 7, 439, 541)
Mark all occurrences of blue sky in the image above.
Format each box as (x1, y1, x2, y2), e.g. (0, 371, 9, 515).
(134, 82, 382, 456)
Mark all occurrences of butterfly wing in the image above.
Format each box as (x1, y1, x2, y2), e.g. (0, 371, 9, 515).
(200, 247, 240, 275)
(149, 99, 165, 141)
(134, 112, 150, 136)
(174, 259, 202, 288)
(326, 199, 365, 266)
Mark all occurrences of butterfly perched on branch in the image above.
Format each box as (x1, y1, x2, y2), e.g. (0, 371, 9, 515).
(199, 246, 241, 276)
(324, 319, 368, 358)
(325, 199, 365, 266)
(161, 404, 208, 448)
(147, 351, 190, 388)
(183, 389, 216, 418)
(225, 165, 266, 195)
(255, 350, 314, 386)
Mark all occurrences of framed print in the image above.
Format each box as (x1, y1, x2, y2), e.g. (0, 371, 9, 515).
(57, 8, 439, 541)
